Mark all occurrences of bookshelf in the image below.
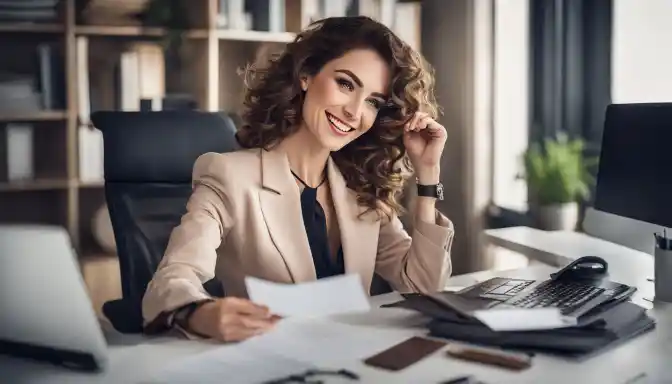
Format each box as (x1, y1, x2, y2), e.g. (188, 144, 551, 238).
(0, 0, 305, 257)
(0, 0, 421, 311)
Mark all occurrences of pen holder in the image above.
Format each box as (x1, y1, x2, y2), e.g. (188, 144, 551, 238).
(654, 244, 672, 303)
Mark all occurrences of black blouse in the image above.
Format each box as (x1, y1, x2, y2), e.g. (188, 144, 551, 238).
(291, 171, 345, 279)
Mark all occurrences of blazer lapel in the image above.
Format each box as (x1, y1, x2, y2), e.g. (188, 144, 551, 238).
(327, 158, 379, 286)
(259, 148, 316, 282)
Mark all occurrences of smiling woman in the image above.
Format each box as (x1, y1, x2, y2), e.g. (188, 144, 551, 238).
(141, 16, 455, 344)
(237, 16, 440, 218)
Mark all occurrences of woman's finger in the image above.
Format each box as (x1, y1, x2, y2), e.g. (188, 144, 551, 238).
(224, 297, 271, 318)
(408, 112, 425, 132)
(222, 325, 267, 342)
(240, 315, 277, 330)
(415, 115, 434, 131)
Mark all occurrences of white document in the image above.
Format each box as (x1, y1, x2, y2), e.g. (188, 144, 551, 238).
(473, 307, 577, 331)
(150, 345, 315, 384)
(244, 317, 411, 365)
(245, 274, 371, 317)
(151, 319, 410, 383)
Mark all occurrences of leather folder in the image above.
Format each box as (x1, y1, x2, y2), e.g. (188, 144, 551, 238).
(383, 294, 656, 361)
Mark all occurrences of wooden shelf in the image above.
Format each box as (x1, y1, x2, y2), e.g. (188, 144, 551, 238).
(0, 111, 67, 122)
(75, 25, 208, 38)
(0, 178, 70, 192)
(74, 26, 293, 42)
(217, 29, 296, 43)
(0, 23, 64, 33)
(78, 180, 105, 188)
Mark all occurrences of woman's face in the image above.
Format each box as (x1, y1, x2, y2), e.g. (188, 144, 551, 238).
(300, 48, 391, 151)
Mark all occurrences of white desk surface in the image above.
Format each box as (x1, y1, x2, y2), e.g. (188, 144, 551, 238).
(484, 226, 655, 288)
(2, 265, 671, 384)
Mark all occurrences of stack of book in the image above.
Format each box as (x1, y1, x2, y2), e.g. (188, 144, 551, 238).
(0, 0, 59, 23)
(0, 43, 64, 113)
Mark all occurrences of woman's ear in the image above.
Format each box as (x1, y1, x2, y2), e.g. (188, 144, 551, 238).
(300, 74, 311, 91)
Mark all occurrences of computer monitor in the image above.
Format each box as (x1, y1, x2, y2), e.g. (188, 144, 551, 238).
(584, 103, 672, 253)
(594, 103, 672, 227)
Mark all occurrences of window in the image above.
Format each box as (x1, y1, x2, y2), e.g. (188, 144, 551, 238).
(491, 0, 529, 213)
(612, 0, 672, 103)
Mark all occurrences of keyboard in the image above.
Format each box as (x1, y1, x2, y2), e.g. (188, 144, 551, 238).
(504, 281, 605, 314)
(459, 277, 637, 317)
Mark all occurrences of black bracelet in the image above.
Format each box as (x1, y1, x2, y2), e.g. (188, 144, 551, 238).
(174, 299, 214, 329)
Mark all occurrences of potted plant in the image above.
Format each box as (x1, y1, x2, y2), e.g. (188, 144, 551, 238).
(521, 133, 597, 231)
(140, 0, 191, 70)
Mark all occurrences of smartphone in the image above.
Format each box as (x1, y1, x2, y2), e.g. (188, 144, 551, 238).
(363, 336, 447, 371)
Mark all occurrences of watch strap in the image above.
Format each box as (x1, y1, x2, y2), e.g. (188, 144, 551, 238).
(173, 299, 214, 330)
(417, 182, 444, 200)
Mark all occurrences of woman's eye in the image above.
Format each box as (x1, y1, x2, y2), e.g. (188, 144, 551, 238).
(336, 78, 354, 91)
(367, 99, 382, 109)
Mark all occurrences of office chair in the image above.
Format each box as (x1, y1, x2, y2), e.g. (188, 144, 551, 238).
(90, 111, 239, 333)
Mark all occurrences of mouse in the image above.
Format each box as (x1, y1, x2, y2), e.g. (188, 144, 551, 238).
(549, 255, 609, 281)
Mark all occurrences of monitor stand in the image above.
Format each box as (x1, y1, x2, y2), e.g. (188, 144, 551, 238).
(582, 207, 660, 255)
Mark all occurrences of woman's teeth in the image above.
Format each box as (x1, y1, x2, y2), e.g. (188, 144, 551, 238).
(326, 113, 354, 133)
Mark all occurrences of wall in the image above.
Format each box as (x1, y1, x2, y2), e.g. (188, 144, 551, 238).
(421, 0, 493, 274)
(612, 0, 672, 102)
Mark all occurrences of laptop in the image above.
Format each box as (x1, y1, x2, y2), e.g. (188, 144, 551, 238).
(0, 225, 108, 371)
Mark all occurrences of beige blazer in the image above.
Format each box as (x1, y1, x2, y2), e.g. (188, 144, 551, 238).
(142, 147, 454, 332)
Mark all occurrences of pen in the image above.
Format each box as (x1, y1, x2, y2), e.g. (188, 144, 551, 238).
(655, 230, 670, 250)
(665, 228, 668, 249)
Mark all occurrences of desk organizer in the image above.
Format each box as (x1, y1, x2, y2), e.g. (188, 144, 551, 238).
(654, 244, 672, 302)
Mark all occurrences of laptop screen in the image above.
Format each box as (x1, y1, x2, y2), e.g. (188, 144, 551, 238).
(594, 103, 672, 228)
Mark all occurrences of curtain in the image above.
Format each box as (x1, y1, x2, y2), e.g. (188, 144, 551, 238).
(529, 0, 613, 153)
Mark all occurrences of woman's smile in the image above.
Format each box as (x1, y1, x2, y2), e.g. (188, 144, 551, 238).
(325, 111, 355, 135)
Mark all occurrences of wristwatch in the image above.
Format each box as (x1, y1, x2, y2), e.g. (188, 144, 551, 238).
(173, 299, 214, 330)
(417, 181, 444, 200)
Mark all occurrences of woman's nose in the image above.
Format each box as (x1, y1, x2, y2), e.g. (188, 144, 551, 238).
(343, 100, 364, 122)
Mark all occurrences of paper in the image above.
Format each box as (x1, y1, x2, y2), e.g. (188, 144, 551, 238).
(244, 317, 412, 364)
(149, 344, 315, 384)
(245, 274, 371, 317)
(473, 307, 577, 331)
(151, 319, 410, 383)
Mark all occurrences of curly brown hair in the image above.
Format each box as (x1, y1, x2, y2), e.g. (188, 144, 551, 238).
(236, 16, 439, 220)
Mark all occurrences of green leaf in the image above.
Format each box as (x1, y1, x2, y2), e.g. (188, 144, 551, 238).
(521, 134, 598, 205)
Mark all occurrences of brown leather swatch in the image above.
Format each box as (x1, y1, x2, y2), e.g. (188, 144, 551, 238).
(446, 345, 532, 371)
(363, 336, 447, 371)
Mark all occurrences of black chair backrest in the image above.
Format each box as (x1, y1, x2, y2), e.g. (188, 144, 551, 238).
(90, 111, 238, 332)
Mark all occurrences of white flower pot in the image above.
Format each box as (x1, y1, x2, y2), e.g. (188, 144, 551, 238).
(535, 202, 579, 231)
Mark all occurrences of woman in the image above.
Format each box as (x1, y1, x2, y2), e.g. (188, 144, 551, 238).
(142, 16, 454, 342)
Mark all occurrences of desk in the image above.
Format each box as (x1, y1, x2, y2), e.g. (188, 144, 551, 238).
(484, 227, 654, 289)
(2, 265, 671, 384)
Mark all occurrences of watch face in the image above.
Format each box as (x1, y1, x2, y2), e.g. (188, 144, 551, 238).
(437, 183, 444, 200)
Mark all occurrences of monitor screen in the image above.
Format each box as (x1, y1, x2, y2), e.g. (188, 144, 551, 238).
(594, 103, 672, 228)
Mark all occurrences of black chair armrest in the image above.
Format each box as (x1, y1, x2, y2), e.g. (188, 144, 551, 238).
(102, 299, 144, 334)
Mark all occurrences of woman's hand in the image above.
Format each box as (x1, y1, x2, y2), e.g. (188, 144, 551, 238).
(188, 297, 280, 342)
(403, 112, 448, 185)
